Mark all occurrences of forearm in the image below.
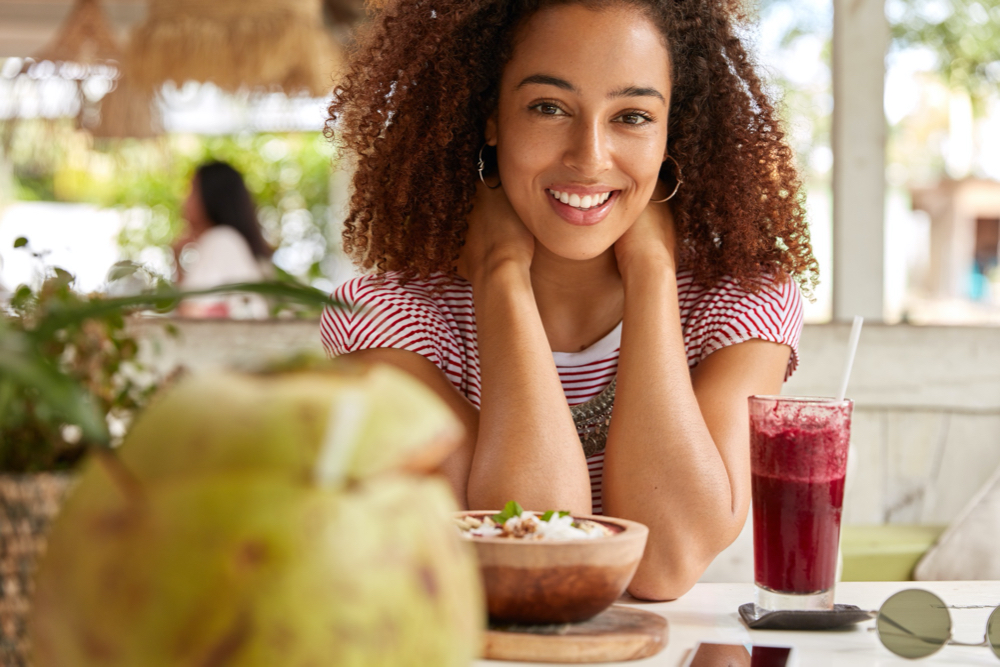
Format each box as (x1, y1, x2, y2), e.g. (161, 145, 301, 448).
(467, 260, 592, 514)
(603, 260, 744, 599)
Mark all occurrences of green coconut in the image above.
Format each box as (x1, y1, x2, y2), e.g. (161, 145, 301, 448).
(30, 362, 483, 666)
(114, 363, 464, 485)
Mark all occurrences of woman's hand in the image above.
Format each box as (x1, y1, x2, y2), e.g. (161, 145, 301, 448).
(455, 182, 535, 283)
(614, 185, 677, 279)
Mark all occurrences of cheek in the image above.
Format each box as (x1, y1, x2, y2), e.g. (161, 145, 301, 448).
(494, 134, 557, 227)
(622, 135, 667, 181)
(496, 128, 554, 186)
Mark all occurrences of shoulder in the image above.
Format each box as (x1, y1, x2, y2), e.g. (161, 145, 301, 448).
(680, 270, 804, 378)
(680, 271, 803, 328)
(320, 272, 472, 363)
(328, 272, 473, 328)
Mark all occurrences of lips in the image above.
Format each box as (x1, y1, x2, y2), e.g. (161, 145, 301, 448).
(545, 187, 620, 226)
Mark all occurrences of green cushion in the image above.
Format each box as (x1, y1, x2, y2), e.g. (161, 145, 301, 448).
(841, 525, 947, 582)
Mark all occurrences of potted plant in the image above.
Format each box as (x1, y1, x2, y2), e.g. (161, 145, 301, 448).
(0, 244, 338, 666)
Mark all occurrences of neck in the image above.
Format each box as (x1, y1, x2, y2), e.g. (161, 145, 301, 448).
(529, 245, 624, 353)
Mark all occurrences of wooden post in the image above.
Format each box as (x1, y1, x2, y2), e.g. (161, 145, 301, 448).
(832, 0, 889, 322)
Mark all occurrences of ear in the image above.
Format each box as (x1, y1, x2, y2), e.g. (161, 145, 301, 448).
(485, 113, 499, 147)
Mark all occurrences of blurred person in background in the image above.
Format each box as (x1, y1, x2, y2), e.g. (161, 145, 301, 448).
(174, 161, 274, 318)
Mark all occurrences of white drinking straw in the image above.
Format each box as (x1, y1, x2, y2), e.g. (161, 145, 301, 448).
(836, 315, 864, 402)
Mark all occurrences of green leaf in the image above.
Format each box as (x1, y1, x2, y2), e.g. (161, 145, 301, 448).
(106, 261, 140, 283)
(29, 280, 344, 340)
(51, 268, 74, 288)
(491, 500, 524, 525)
(0, 328, 110, 446)
(13, 237, 28, 248)
(541, 510, 571, 522)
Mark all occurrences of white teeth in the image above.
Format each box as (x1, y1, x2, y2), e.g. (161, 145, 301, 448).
(548, 189, 613, 210)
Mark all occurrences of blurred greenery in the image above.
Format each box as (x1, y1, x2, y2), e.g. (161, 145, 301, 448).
(755, 0, 834, 184)
(0, 241, 342, 473)
(2, 122, 337, 286)
(889, 0, 1000, 111)
(1, 257, 160, 472)
(757, 0, 1000, 188)
(762, 0, 1000, 114)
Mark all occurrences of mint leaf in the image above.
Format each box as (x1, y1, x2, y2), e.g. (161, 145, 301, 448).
(559, 510, 571, 518)
(541, 510, 571, 522)
(491, 500, 523, 525)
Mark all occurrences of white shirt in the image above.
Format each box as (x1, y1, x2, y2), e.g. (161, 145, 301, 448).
(180, 226, 271, 319)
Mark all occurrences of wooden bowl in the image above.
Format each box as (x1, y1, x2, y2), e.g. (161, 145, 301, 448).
(457, 511, 649, 624)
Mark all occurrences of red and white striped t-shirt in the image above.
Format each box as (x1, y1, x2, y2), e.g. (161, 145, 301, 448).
(320, 270, 804, 514)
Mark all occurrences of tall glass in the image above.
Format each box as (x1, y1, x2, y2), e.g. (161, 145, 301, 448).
(749, 395, 853, 613)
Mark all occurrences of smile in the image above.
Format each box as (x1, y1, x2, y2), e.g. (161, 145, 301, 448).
(547, 189, 613, 211)
(545, 187, 620, 227)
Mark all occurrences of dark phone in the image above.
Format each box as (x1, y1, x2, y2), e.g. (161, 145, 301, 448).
(750, 646, 792, 667)
(683, 642, 793, 667)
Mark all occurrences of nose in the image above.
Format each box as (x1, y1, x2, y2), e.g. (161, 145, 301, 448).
(563, 116, 613, 178)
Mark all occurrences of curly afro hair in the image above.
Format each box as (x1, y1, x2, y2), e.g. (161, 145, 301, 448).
(326, 0, 818, 296)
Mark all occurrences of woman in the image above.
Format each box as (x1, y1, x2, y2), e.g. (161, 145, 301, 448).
(320, 0, 817, 600)
(175, 161, 273, 319)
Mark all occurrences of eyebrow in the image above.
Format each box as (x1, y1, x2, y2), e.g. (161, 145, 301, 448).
(609, 85, 665, 103)
(516, 75, 666, 103)
(517, 74, 576, 92)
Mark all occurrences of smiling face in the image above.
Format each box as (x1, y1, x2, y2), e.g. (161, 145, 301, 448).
(487, 2, 671, 261)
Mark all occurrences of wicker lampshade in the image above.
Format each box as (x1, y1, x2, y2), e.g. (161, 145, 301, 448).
(87, 76, 163, 139)
(124, 0, 341, 97)
(34, 0, 122, 66)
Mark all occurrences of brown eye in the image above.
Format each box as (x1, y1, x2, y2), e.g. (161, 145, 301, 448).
(619, 112, 652, 125)
(530, 102, 565, 116)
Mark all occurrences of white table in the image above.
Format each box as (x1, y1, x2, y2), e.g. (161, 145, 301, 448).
(475, 581, 1000, 666)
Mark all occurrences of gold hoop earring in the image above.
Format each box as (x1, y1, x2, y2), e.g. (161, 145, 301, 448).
(478, 144, 502, 190)
(651, 154, 683, 203)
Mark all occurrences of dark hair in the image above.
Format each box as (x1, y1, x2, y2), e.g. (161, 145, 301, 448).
(326, 0, 818, 296)
(195, 161, 273, 260)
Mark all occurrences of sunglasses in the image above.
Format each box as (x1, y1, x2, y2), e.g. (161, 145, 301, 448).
(875, 589, 1000, 660)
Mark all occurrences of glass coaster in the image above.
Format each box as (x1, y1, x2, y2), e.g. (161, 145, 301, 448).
(738, 603, 876, 631)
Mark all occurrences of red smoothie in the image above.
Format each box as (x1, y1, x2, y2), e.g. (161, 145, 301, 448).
(749, 398, 851, 596)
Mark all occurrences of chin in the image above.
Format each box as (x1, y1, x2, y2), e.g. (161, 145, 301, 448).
(534, 235, 616, 262)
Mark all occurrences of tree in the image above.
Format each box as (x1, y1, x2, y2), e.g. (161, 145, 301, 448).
(889, 0, 1000, 111)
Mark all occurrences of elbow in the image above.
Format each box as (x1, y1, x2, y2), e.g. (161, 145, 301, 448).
(625, 526, 740, 601)
(625, 552, 706, 602)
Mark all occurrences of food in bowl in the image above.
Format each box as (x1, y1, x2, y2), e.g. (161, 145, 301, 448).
(455, 501, 612, 540)
(456, 502, 649, 624)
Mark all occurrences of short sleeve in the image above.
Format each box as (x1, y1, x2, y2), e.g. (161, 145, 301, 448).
(683, 275, 804, 380)
(319, 274, 458, 372)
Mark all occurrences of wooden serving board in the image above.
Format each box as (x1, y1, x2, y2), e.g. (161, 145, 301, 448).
(483, 605, 668, 663)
